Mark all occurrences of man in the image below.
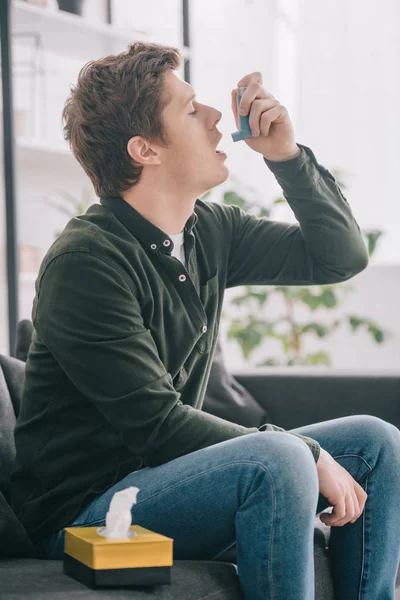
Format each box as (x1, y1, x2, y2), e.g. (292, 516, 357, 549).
(10, 42, 400, 599)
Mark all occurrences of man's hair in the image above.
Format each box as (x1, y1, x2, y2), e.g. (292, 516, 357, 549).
(62, 42, 183, 197)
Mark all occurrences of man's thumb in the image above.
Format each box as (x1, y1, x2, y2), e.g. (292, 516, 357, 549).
(231, 89, 239, 130)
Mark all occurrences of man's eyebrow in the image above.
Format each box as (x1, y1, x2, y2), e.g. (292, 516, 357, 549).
(183, 93, 196, 106)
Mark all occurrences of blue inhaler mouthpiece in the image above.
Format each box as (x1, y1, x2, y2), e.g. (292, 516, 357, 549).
(231, 86, 253, 142)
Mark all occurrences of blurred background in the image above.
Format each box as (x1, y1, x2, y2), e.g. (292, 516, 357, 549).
(1, 0, 399, 370)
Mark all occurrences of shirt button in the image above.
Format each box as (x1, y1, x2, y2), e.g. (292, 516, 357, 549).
(150, 244, 157, 250)
(163, 239, 171, 247)
(202, 325, 207, 333)
(179, 274, 186, 282)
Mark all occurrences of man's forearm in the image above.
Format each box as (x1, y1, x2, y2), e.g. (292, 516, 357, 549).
(262, 143, 369, 280)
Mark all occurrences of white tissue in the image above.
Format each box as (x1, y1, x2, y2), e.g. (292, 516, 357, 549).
(97, 486, 140, 539)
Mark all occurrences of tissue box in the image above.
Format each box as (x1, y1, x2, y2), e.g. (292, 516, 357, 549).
(63, 525, 173, 588)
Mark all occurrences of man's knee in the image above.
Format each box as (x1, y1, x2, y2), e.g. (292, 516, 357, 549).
(235, 431, 319, 501)
(243, 430, 317, 460)
(345, 414, 400, 451)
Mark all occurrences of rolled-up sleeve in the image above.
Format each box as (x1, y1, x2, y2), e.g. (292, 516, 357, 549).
(214, 143, 369, 289)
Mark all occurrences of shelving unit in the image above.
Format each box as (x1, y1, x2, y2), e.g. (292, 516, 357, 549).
(0, 136, 89, 184)
(2, 0, 190, 354)
(17, 135, 70, 154)
(12, 0, 148, 59)
(12, 0, 191, 60)
(15, 136, 88, 176)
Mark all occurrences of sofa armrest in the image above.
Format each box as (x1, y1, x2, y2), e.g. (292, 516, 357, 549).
(231, 367, 400, 431)
(0, 355, 25, 417)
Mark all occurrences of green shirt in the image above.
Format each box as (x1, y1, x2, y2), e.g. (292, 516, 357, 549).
(10, 143, 369, 540)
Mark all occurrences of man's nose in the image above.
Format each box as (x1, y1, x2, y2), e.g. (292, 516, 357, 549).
(212, 107, 222, 125)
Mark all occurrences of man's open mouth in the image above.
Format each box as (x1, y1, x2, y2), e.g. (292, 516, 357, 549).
(214, 136, 227, 157)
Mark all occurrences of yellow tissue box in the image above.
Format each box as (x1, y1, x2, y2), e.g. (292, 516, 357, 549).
(63, 525, 174, 588)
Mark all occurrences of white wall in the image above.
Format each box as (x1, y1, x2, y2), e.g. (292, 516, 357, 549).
(190, 0, 400, 369)
(295, 0, 400, 264)
(1, 0, 399, 367)
(191, 0, 400, 262)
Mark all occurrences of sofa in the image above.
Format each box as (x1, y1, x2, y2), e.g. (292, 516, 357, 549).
(1, 330, 400, 599)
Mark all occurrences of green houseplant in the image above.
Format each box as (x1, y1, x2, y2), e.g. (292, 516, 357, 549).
(39, 188, 94, 219)
(201, 170, 389, 367)
(38, 188, 95, 238)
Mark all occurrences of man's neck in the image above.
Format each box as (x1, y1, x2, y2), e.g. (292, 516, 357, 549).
(120, 185, 198, 236)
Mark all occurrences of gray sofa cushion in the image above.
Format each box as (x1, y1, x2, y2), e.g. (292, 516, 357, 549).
(0, 354, 25, 417)
(0, 491, 37, 558)
(0, 365, 17, 499)
(0, 558, 243, 600)
(0, 523, 335, 600)
(0, 354, 38, 558)
(14, 319, 34, 363)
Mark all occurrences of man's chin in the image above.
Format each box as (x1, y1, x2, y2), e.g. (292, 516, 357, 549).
(199, 164, 229, 197)
(215, 163, 230, 185)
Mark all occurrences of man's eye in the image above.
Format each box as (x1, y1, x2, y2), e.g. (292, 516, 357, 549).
(189, 110, 197, 116)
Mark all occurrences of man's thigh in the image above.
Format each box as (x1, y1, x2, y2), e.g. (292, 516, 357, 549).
(49, 432, 304, 560)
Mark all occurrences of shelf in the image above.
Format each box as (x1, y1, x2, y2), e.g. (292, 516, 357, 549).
(12, 0, 149, 60)
(12, 136, 90, 179)
(17, 136, 71, 155)
(0, 135, 90, 179)
(19, 272, 37, 284)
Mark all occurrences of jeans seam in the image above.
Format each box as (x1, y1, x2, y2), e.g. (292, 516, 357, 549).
(267, 459, 277, 598)
(80, 518, 105, 528)
(129, 459, 278, 508)
(70, 460, 275, 529)
(358, 476, 368, 600)
(331, 453, 373, 471)
(331, 453, 371, 600)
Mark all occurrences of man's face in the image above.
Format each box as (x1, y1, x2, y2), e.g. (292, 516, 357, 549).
(158, 70, 229, 196)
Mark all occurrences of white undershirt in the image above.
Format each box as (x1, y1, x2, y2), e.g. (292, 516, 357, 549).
(169, 231, 186, 268)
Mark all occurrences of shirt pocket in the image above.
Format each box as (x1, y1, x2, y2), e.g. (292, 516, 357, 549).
(195, 271, 219, 354)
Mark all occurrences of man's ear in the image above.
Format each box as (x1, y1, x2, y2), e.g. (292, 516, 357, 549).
(127, 136, 161, 166)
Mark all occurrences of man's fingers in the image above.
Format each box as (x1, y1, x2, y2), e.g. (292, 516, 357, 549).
(239, 81, 262, 115)
(353, 482, 368, 521)
(238, 82, 275, 116)
(333, 491, 356, 526)
(321, 495, 346, 525)
(350, 489, 361, 523)
(355, 481, 368, 504)
(322, 486, 366, 527)
(248, 99, 279, 136)
(259, 104, 285, 137)
(231, 89, 239, 129)
(237, 71, 263, 88)
(231, 92, 281, 137)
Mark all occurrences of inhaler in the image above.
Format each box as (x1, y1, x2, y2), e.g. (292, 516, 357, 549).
(231, 87, 253, 142)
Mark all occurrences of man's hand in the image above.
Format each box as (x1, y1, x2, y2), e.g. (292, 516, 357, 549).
(231, 71, 301, 162)
(316, 447, 368, 526)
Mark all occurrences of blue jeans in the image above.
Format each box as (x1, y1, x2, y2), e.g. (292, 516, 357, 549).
(36, 415, 400, 600)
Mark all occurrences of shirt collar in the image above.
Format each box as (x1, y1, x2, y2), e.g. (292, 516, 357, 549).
(99, 196, 198, 254)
